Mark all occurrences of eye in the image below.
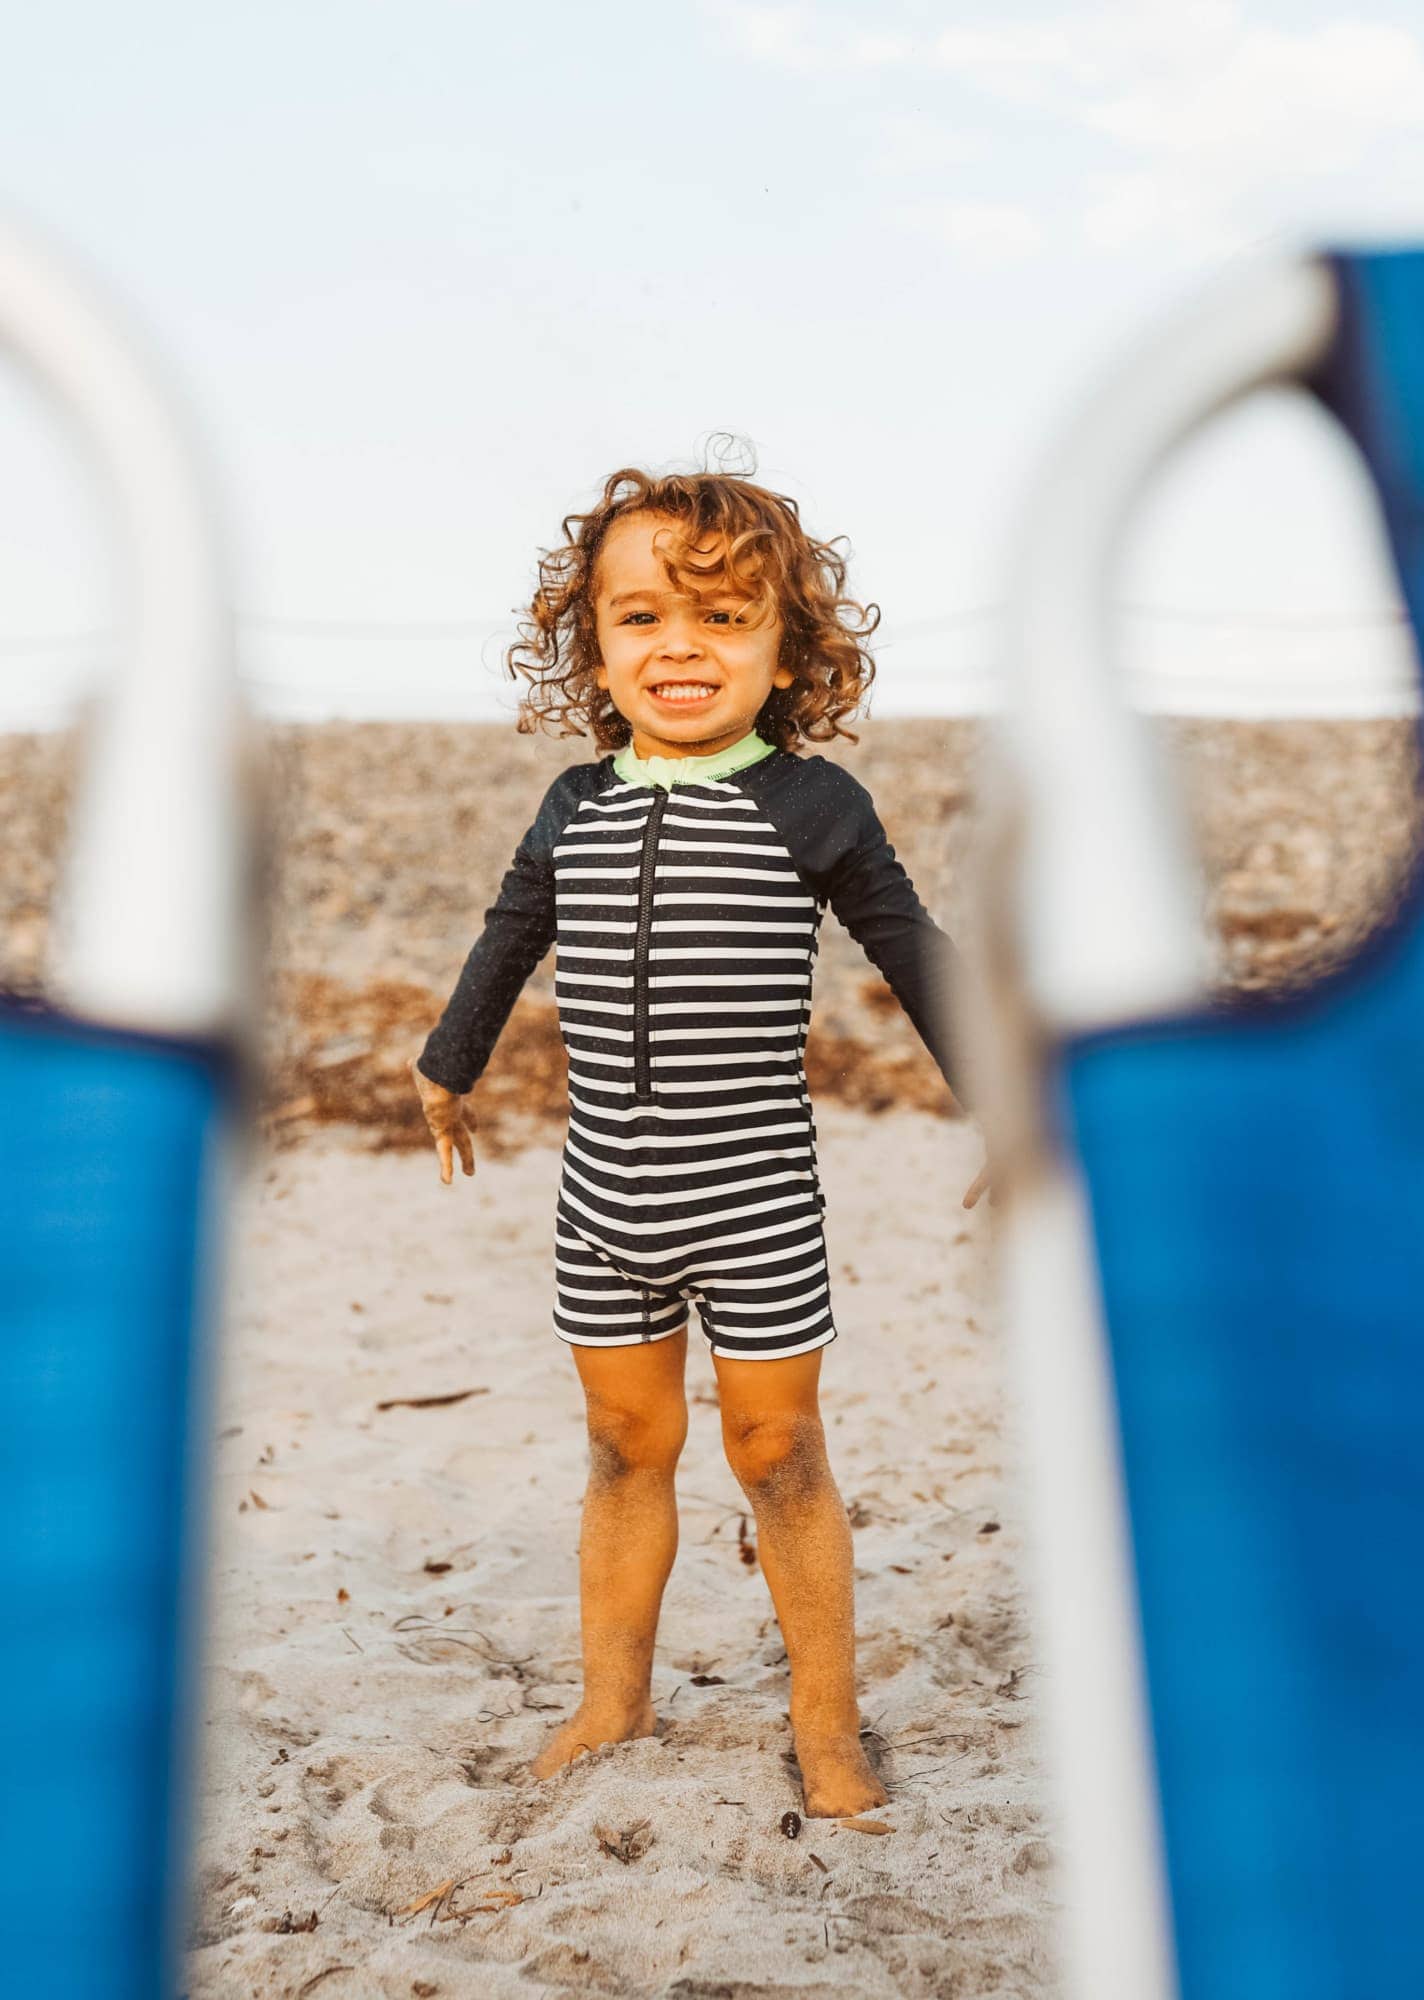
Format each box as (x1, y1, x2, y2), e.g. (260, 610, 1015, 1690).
(620, 611, 656, 625)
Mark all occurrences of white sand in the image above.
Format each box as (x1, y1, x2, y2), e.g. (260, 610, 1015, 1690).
(186, 1108, 1058, 1998)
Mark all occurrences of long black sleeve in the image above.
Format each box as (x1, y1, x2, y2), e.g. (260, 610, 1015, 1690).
(416, 764, 601, 1096)
(739, 753, 970, 1102)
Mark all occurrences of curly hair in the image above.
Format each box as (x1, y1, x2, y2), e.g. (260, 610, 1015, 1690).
(506, 455, 879, 753)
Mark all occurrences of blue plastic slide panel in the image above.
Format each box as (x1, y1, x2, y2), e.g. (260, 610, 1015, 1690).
(1057, 246, 1424, 2000)
(1062, 950, 1424, 2000)
(0, 1003, 232, 2000)
(1314, 249, 1424, 641)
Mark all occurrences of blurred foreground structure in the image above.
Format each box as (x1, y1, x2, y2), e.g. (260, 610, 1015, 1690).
(977, 249, 1424, 2000)
(0, 217, 249, 1997)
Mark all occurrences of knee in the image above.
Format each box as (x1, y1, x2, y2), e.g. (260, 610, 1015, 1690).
(722, 1408, 825, 1502)
(586, 1392, 687, 1483)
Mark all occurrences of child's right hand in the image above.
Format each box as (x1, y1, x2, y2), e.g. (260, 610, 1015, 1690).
(408, 1056, 476, 1186)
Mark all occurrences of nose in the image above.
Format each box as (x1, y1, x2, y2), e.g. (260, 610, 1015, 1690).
(657, 605, 705, 661)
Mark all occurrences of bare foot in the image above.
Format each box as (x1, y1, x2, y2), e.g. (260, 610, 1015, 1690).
(528, 1698, 657, 1780)
(794, 1727, 889, 1819)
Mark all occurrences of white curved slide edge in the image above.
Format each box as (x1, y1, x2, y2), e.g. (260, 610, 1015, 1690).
(0, 212, 244, 1037)
(985, 254, 1340, 2000)
(1004, 254, 1338, 1036)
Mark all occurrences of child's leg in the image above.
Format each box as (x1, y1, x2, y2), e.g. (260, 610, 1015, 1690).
(530, 1326, 689, 1779)
(715, 1348, 888, 1819)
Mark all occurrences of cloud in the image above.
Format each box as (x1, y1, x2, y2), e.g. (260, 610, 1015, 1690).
(1080, 14, 1424, 248)
(709, 4, 910, 72)
(930, 23, 1092, 104)
(711, 1, 1424, 252)
(1078, 169, 1242, 259)
(1089, 18, 1424, 160)
(896, 198, 1045, 262)
(863, 110, 984, 177)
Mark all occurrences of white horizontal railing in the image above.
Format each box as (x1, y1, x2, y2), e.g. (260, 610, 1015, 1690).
(2, 599, 1418, 732)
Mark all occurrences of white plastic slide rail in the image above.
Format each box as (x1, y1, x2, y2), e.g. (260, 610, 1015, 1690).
(0, 210, 245, 1035)
(976, 254, 1340, 2000)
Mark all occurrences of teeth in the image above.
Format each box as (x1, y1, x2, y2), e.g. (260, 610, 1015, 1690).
(653, 683, 717, 702)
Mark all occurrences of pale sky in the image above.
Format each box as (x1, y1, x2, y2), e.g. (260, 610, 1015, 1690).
(3, 0, 1424, 726)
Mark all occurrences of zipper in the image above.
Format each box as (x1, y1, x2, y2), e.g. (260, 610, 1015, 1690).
(632, 789, 669, 1104)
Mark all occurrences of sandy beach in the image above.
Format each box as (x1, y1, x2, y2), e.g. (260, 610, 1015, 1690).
(3, 714, 1418, 1997)
(185, 1105, 1050, 2000)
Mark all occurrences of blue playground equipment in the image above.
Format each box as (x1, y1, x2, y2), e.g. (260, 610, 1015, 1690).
(983, 249, 1424, 2000)
(0, 218, 249, 1998)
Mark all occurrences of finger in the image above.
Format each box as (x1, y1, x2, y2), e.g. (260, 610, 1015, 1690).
(437, 1133, 453, 1186)
(962, 1165, 991, 1210)
(456, 1121, 475, 1177)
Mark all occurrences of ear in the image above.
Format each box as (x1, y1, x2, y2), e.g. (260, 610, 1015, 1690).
(595, 663, 609, 689)
(772, 664, 796, 690)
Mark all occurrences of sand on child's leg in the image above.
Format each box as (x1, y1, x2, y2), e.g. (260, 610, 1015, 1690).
(530, 1327, 689, 1779)
(715, 1347, 888, 1819)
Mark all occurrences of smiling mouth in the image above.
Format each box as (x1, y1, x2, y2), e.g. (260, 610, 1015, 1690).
(648, 680, 720, 704)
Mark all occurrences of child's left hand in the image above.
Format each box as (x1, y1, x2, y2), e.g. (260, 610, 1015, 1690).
(409, 1057, 476, 1185)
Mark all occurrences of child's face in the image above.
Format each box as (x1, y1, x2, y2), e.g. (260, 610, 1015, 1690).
(594, 511, 795, 758)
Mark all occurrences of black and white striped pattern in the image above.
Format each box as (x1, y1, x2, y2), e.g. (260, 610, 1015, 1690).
(551, 773, 836, 1360)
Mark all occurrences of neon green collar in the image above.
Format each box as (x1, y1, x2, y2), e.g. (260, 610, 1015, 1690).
(612, 728, 776, 791)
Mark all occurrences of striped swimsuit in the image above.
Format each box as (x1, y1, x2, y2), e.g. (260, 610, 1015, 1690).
(418, 738, 964, 1361)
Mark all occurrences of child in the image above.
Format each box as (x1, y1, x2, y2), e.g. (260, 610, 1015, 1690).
(411, 464, 972, 1818)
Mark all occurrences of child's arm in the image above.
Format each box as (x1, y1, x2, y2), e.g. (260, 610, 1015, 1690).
(772, 763, 967, 1103)
(742, 755, 988, 1202)
(417, 813, 558, 1095)
(821, 805, 965, 1098)
(412, 771, 576, 1177)
(817, 772, 991, 1203)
